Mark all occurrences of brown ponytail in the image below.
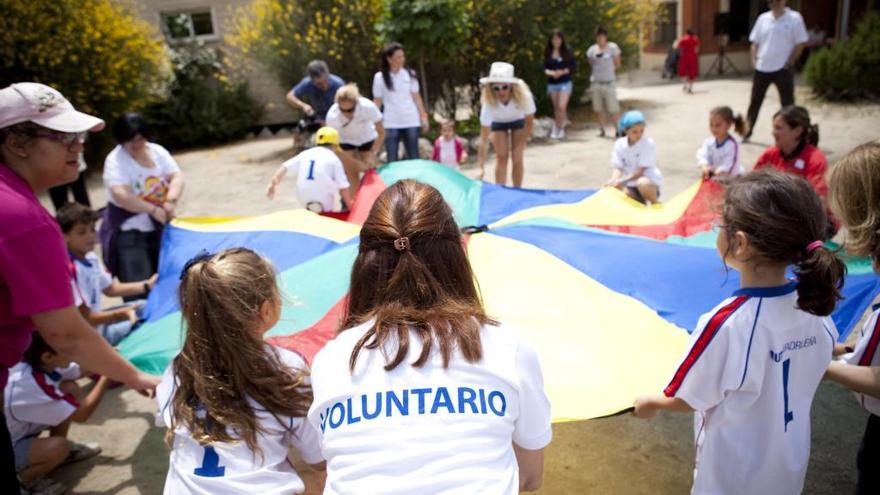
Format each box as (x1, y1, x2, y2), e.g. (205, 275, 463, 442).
(775, 105, 819, 147)
(170, 248, 311, 457)
(722, 170, 845, 316)
(710, 106, 749, 137)
(344, 180, 496, 373)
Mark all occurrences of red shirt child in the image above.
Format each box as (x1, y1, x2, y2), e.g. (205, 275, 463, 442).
(677, 33, 700, 81)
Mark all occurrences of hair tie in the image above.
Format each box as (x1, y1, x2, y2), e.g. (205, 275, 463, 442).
(393, 237, 410, 251)
(180, 250, 213, 280)
(806, 240, 824, 253)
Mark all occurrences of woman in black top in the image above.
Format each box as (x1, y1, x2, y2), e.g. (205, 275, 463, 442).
(544, 29, 575, 139)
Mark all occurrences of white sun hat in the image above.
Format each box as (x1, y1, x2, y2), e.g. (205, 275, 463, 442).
(0, 83, 105, 132)
(479, 62, 523, 85)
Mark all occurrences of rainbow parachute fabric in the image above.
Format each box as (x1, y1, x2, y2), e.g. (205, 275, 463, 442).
(119, 160, 880, 421)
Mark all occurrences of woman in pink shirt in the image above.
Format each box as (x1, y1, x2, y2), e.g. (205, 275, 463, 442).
(0, 83, 159, 491)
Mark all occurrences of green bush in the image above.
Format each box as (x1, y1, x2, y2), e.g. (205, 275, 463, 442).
(805, 12, 880, 100)
(144, 44, 262, 150)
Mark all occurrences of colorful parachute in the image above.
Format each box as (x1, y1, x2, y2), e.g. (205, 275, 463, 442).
(119, 160, 880, 421)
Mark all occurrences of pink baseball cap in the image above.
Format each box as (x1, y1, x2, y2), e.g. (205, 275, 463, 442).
(0, 82, 105, 132)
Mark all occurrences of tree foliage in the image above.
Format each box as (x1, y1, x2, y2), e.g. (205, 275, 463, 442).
(377, 0, 470, 106)
(805, 12, 880, 100)
(227, 0, 383, 92)
(0, 0, 168, 120)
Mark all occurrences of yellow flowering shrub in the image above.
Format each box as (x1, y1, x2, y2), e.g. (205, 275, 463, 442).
(227, 0, 383, 91)
(0, 0, 169, 121)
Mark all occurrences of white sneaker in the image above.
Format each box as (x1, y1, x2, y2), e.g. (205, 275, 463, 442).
(558, 127, 566, 139)
(549, 126, 559, 139)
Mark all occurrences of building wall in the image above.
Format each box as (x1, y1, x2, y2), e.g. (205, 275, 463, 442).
(127, 0, 297, 126)
(641, 50, 751, 76)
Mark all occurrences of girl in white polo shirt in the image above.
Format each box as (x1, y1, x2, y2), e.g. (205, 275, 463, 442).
(372, 42, 429, 163)
(696, 106, 747, 180)
(156, 248, 324, 495)
(605, 110, 663, 204)
(308, 180, 552, 494)
(633, 170, 845, 495)
(476, 62, 536, 188)
(326, 83, 384, 198)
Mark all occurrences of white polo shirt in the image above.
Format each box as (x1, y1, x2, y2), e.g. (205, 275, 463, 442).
(308, 320, 552, 495)
(156, 347, 323, 495)
(696, 135, 743, 176)
(372, 69, 421, 129)
(325, 97, 383, 146)
(664, 283, 836, 495)
(610, 136, 663, 188)
(281, 146, 350, 212)
(749, 8, 808, 72)
(842, 307, 880, 416)
(103, 142, 181, 232)
(479, 89, 536, 127)
(4, 362, 82, 443)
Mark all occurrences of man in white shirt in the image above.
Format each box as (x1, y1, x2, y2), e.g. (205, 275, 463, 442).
(744, 0, 808, 140)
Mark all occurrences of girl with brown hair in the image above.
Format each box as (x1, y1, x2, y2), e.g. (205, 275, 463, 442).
(156, 248, 324, 494)
(634, 169, 845, 494)
(823, 141, 880, 494)
(308, 180, 551, 494)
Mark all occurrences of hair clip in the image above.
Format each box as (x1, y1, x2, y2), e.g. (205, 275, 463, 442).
(179, 250, 213, 280)
(393, 237, 410, 251)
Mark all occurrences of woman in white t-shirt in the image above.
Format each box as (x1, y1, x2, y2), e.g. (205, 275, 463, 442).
(308, 180, 552, 495)
(372, 42, 429, 163)
(476, 62, 536, 188)
(100, 113, 184, 286)
(326, 83, 384, 198)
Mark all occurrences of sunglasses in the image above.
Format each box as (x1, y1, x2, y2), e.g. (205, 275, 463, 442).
(31, 131, 88, 148)
(339, 105, 356, 114)
(492, 84, 511, 92)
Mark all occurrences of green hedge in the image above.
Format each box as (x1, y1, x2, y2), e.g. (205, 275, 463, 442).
(805, 12, 880, 100)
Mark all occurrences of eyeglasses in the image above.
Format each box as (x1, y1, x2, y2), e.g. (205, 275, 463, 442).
(31, 131, 88, 148)
(492, 84, 511, 92)
(339, 105, 356, 114)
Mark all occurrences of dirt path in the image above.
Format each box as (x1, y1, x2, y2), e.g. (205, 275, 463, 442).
(46, 76, 879, 494)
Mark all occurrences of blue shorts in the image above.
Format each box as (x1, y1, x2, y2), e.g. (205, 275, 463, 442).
(14, 434, 37, 471)
(547, 81, 573, 94)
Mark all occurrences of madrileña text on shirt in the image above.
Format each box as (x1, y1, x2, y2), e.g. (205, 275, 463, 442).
(769, 336, 817, 363)
(318, 386, 507, 433)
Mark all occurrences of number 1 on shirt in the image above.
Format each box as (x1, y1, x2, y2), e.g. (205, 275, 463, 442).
(194, 445, 225, 477)
(782, 358, 794, 432)
(306, 160, 316, 180)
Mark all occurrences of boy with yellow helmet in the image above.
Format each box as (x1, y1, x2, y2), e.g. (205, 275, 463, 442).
(266, 126, 353, 212)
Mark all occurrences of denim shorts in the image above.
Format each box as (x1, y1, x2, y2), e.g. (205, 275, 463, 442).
(491, 119, 526, 132)
(14, 435, 37, 471)
(547, 81, 573, 94)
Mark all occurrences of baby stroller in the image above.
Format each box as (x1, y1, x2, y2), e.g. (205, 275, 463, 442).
(662, 47, 680, 79)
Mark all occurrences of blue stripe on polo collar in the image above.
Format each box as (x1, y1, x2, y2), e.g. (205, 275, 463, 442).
(733, 282, 797, 298)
